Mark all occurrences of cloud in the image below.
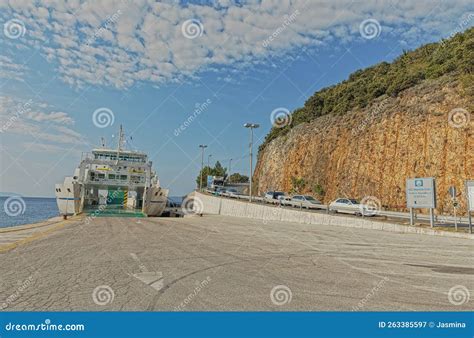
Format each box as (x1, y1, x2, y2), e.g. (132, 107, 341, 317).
(0, 55, 28, 82)
(26, 111, 74, 125)
(1, 0, 473, 89)
(0, 95, 85, 145)
(22, 141, 68, 153)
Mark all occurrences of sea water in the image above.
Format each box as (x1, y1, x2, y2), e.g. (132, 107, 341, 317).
(0, 197, 59, 228)
(0, 196, 185, 228)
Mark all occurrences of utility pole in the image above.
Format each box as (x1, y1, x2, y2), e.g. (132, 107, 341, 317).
(244, 123, 259, 202)
(199, 145, 207, 191)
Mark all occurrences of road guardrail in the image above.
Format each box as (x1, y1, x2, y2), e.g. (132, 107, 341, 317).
(201, 190, 468, 225)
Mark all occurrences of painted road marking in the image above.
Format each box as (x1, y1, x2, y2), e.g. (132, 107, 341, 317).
(0, 221, 68, 253)
(132, 271, 164, 291)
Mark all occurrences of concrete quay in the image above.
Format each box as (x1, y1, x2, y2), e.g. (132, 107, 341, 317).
(0, 212, 472, 311)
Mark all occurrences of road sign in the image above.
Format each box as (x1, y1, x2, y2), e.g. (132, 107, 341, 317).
(466, 181, 474, 212)
(406, 177, 436, 209)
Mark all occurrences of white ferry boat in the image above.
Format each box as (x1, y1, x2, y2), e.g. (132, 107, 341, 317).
(55, 126, 168, 217)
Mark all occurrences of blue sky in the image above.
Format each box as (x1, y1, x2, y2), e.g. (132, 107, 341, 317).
(0, 0, 473, 197)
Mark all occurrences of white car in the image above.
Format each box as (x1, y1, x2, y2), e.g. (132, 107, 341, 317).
(264, 191, 286, 204)
(329, 198, 375, 216)
(215, 187, 226, 196)
(225, 188, 240, 197)
(291, 195, 322, 209)
(279, 196, 293, 206)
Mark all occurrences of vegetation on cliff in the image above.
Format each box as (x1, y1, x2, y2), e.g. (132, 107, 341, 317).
(259, 27, 474, 152)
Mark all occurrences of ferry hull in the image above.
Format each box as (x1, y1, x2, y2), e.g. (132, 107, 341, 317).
(55, 178, 82, 215)
(143, 187, 169, 216)
(55, 180, 169, 217)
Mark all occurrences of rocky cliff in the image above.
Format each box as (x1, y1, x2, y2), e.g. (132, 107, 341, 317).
(254, 75, 473, 214)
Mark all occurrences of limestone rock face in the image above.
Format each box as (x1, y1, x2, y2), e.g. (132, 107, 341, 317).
(254, 77, 473, 215)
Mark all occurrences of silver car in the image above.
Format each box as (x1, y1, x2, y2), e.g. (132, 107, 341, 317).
(215, 187, 226, 196)
(329, 198, 374, 216)
(264, 191, 286, 204)
(291, 195, 322, 209)
(225, 188, 240, 197)
(279, 195, 293, 206)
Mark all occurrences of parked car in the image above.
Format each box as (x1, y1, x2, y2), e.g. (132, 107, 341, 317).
(215, 187, 226, 196)
(291, 195, 322, 209)
(329, 198, 374, 216)
(279, 196, 293, 206)
(264, 191, 286, 204)
(162, 198, 181, 217)
(225, 188, 240, 197)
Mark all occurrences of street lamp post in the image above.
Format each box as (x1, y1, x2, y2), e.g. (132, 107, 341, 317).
(244, 123, 259, 202)
(228, 158, 232, 182)
(199, 145, 207, 191)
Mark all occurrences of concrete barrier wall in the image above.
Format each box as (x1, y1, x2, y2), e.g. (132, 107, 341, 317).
(190, 192, 473, 240)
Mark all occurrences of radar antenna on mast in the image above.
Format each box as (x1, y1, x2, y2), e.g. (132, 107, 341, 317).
(116, 125, 124, 163)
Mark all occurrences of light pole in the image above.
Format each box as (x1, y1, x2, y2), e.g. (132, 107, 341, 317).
(228, 158, 232, 182)
(199, 145, 207, 191)
(244, 123, 259, 202)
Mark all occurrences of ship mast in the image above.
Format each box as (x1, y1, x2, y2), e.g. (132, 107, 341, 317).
(116, 124, 124, 164)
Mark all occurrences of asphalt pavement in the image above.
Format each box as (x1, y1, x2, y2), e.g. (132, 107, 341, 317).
(0, 215, 472, 311)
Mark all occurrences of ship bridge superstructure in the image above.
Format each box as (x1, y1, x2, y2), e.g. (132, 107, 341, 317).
(78, 149, 154, 189)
